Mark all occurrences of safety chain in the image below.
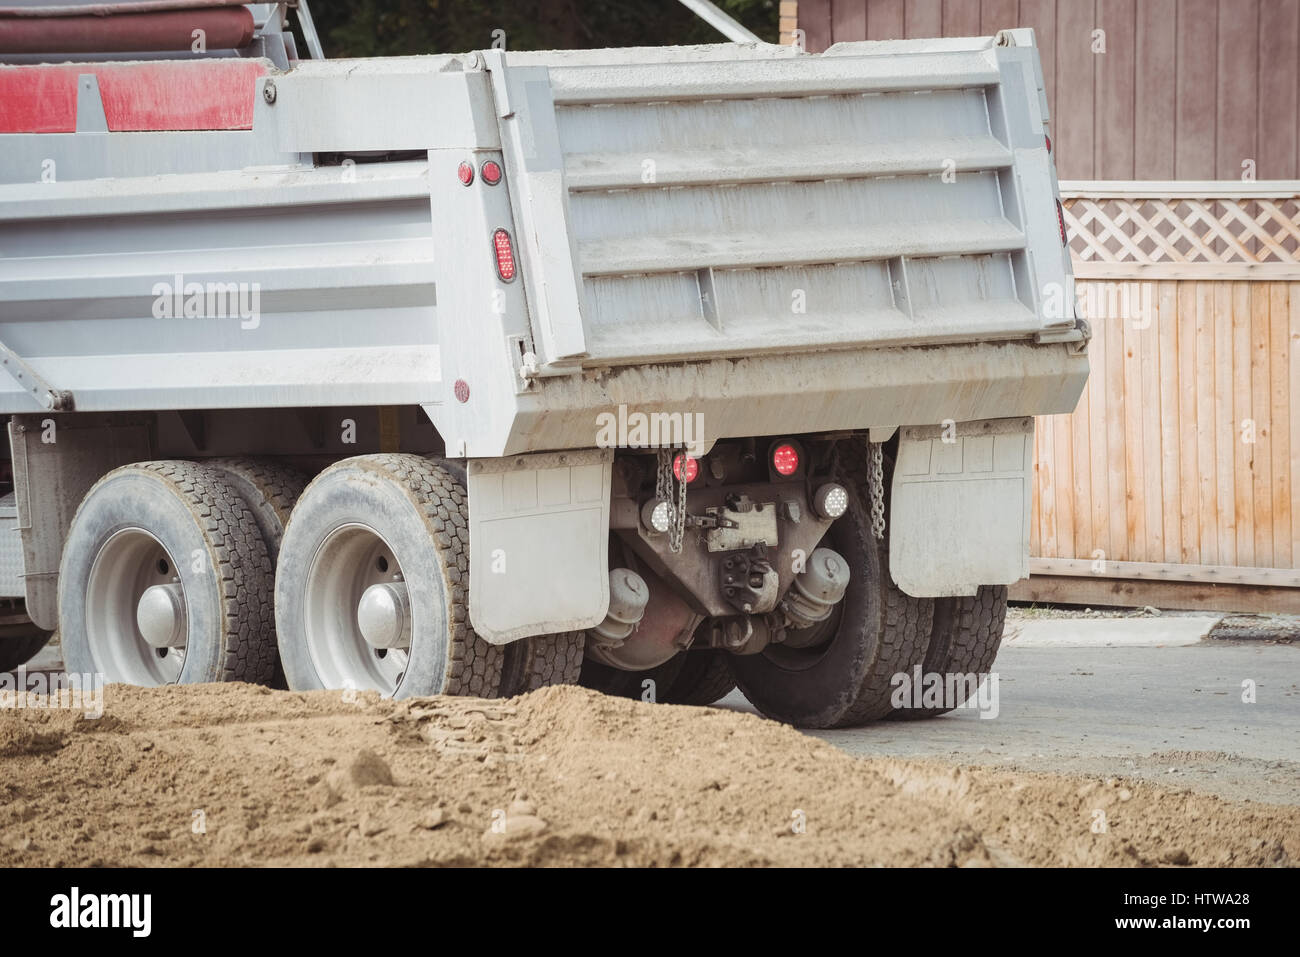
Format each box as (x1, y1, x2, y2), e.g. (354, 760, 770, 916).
(868, 441, 886, 540)
(655, 448, 688, 554)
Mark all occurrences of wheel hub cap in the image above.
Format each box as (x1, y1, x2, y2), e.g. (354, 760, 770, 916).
(357, 582, 410, 650)
(136, 583, 188, 648)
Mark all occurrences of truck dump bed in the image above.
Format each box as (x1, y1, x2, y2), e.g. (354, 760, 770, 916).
(0, 33, 1087, 457)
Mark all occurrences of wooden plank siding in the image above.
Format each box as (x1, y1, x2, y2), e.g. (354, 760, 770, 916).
(791, 2, 1300, 603)
(1030, 280, 1300, 572)
(795, 0, 1300, 180)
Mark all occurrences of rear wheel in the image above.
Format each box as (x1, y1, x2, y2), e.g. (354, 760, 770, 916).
(275, 454, 501, 699)
(890, 585, 1007, 719)
(832, 441, 933, 725)
(579, 654, 684, 702)
(725, 475, 890, 728)
(660, 649, 735, 706)
(499, 631, 585, 697)
(207, 458, 307, 563)
(207, 458, 308, 688)
(59, 461, 276, 685)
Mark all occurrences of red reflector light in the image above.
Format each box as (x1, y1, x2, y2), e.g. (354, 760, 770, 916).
(1045, 133, 1052, 154)
(493, 228, 516, 282)
(1056, 199, 1067, 246)
(772, 443, 799, 476)
(457, 161, 474, 186)
(480, 160, 502, 185)
(672, 453, 699, 484)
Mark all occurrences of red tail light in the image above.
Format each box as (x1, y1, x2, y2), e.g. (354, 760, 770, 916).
(672, 453, 699, 484)
(492, 228, 516, 282)
(457, 161, 474, 186)
(1056, 199, 1067, 246)
(480, 160, 502, 185)
(772, 443, 799, 476)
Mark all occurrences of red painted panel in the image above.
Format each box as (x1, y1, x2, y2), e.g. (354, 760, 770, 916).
(0, 59, 267, 133)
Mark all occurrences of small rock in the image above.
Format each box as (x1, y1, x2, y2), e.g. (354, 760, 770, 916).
(359, 813, 386, 838)
(343, 750, 395, 787)
(1118, 788, 1133, 802)
(323, 750, 394, 805)
(1144, 606, 1162, 616)
(508, 799, 536, 817)
(1162, 848, 1191, 865)
(482, 814, 548, 842)
(421, 808, 447, 830)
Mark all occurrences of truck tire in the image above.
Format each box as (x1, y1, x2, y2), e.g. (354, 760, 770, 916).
(889, 585, 1007, 720)
(499, 631, 585, 697)
(660, 649, 735, 706)
(0, 628, 52, 672)
(832, 441, 934, 725)
(207, 458, 307, 563)
(274, 454, 501, 699)
(207, 457, 308, 688)
(59, 461, 277, 686)
(579, 653, 685, 702)
(725, 477, 893, 729)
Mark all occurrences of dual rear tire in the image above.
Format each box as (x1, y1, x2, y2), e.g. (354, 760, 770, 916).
(60, 461, 278, 685)
(273, 454, 501, 699)
(54, 453, 568, 700)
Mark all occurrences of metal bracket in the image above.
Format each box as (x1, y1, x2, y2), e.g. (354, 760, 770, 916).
(1035, 316, 1092, 352)
(0, 340, 73, 411)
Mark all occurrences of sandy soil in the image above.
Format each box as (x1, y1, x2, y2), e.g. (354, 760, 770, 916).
(1, 683, 1296, 867)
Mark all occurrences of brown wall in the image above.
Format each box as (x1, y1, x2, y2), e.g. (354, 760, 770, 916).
(796, 0, 1300, 180)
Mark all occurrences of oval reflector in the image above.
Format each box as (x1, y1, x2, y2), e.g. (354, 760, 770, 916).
(493, 228, 516, 282)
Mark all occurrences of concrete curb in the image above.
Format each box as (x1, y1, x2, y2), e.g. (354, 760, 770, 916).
(1002, 616, 1222, 648)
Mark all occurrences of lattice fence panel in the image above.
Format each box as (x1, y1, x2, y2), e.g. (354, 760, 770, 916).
(1062, 195, 1300, 265)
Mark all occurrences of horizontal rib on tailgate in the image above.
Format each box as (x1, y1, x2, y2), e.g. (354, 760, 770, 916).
(580, 219, 1025, 275)
(546, 46, 1049, 365)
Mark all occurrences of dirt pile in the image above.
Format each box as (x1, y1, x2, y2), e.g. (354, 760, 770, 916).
(0, 682, 1295, 867)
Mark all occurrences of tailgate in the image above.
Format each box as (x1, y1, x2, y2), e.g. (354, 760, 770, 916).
(491, 35, 1076, 371)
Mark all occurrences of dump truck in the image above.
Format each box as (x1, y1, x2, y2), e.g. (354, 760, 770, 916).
(0, 1, 1088, 728)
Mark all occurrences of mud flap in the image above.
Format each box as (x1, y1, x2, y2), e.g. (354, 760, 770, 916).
(466, 449, 612, 644)
(888, 417, 1034, 598)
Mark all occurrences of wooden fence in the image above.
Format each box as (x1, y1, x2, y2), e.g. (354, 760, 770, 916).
(1017, 182, 1300, 612)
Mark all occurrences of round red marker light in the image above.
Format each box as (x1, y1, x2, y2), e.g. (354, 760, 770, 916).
(457, 161, 474, 186)
(772, 443, 800, 476)
(672, 453, 699, 484)
(480, 160, 502, 185)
